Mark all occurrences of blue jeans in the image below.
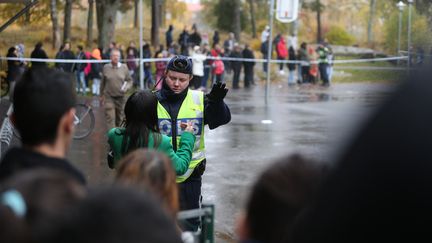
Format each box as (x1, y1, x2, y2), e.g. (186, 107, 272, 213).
(288, 70, 296, 85)
(76, 71, 86, 94)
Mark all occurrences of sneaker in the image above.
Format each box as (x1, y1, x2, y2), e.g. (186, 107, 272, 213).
(279, 70, 285, 75)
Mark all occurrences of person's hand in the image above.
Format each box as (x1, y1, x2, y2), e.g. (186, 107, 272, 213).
(206, 82, 228, 102)
(181, 121, 194, 133)
(99, 95, 105, 106)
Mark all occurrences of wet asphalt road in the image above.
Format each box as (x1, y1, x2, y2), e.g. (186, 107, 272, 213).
(0, 81, 397, 242)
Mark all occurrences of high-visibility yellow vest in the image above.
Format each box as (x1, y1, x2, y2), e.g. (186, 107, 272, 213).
(157, 90, 205, 183)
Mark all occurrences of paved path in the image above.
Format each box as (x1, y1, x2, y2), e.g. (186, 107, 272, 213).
(0, 81, 396, 242)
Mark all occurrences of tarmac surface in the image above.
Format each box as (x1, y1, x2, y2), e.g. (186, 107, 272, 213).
(0, 81, 397, 242)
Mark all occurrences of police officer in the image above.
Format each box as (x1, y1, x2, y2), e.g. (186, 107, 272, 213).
(156, 55, 231, 231)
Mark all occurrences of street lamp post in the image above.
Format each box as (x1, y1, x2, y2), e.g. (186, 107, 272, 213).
(407, 0, 414, 69)
(265, 0, 275, 105)
(397, 1, 405, 65)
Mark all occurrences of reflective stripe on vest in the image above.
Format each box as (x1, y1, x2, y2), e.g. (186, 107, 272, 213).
(157, 89, 205, 183)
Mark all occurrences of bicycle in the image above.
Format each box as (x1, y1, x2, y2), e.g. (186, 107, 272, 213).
(73, 102, 95, 139)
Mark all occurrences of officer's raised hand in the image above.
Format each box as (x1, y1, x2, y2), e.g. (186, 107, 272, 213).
(206, 82, 228, 102)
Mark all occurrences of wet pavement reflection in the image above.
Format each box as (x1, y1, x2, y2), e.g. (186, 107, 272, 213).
(1, 81, 397, 242)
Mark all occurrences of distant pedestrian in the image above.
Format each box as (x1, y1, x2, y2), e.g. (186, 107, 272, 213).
(288, 46, 297, 86)
(299, 42, 310, 83)
(74, 45, 87, 95)
(100, 49, 133, 130)
(274, 34, 288, 74)
(142, 43, 154, 88)
(261, 37, 269, 73)
(223, 32, 235, 74)
(57, 42, 75, 73)
(89, 48, 103, 96)
(242, 44, 255, 87)
(213, 30, 220, 46)
(230, 43, 242, 89)
(30, 42, 48, 68)
(201, 43, 212, 91)
(261, 25, 270, 43)
(212, 55, 225, 84)
(191, 46, 206, 89)
(316, 44, 330, 86)
(189, 28, 202, 47)
(166, 25, 174, 49)
(178, 27, 189, 56)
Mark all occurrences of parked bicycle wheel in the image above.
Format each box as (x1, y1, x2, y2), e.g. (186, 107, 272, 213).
(73, 104, 95, 139)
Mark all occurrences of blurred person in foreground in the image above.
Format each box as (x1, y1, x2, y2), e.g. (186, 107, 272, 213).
(43, 187, 182, 243)
(0, 169, 86, 243)
(0, 67, 86, 184)
(290, 67, 432, 243)
(236, 154, 327, 243)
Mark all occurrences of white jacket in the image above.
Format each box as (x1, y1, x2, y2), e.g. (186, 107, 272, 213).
(191, 52, 207, 77)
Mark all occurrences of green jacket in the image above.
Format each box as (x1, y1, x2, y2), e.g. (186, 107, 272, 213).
(107, 128, 196, 175)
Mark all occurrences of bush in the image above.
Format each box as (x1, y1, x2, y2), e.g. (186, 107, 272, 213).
(384, 8, 432, 54)
(325, 26, 356, 46)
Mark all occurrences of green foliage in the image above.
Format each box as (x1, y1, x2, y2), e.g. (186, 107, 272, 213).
(206, 0, 246, 33)
(384, 8, 432, 54)
(325, 26, 355, 46)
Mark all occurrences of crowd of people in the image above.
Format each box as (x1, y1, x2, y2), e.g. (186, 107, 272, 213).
(4, 24, 341, 95)
(2, 24, 432, 243)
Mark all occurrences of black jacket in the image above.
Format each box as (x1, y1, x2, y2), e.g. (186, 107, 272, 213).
(0, 147, 86, 185)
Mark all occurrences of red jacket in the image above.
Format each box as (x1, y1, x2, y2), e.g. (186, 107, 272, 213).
(212, 59, 224, 75)
(276, 37, 288, 58)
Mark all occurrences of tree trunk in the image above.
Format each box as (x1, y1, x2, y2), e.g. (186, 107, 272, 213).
(290, 0, 303, 49)
(367, 0, 376, 45)
(248, 0, 256, 38)
(64, 0, 73, 43)
(316, 0, 322, 43)
(134, 0, 138, 29)
(87, 0, 94, 47)
(50, 0, 61, 50)
(151, 0, 160, 48)
(233, 0, 241, 41)
(25, 5, 30, 25)
(159, 0, 165, 28)
(96, 0, 119, 50)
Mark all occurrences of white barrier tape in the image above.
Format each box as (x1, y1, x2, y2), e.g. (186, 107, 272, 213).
(333, 66, 408, 71)
(0, 55, 407, 65)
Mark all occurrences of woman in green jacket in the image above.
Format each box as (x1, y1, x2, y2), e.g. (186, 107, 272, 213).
(107, 90, 196, 175)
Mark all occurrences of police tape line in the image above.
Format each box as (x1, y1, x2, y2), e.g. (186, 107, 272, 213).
(0, 55, 407, 65)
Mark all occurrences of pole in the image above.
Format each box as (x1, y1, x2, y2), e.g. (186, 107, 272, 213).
(139, 0, 144, 90)
(397, 8, 402, 65)
(407, 1, 412, 69)
(265, 0, 275, 105)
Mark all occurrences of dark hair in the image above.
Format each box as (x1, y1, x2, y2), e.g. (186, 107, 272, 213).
(77, 45, 83, 51)
(45, 187, 182, 243)
(116, 149, 179, 218)
(35, 42, 43, 50)
(13, 68, 76, 146)
(0, 169, 86, 242)
(246, 154, 327, 243)
(121, 91, 161, 155)
(7, 47, 16, 56)
(300, 42, 307, 49)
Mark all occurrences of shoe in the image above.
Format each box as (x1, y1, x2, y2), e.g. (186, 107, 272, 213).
(279, 70, 285, 75)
